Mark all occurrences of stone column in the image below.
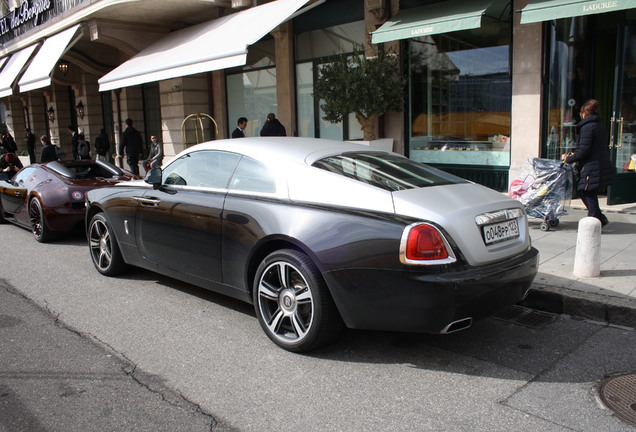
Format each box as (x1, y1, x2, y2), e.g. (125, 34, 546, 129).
(510, 0, 544, 186)
(272, 21, 296, 136)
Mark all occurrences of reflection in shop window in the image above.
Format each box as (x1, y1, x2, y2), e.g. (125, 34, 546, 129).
(408, 23, 511, 167)
(544, 18, 588, 161)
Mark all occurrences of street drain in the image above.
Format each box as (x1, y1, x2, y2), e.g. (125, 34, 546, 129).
(599, 374, 636, 426)
(492, 305, 556, 329)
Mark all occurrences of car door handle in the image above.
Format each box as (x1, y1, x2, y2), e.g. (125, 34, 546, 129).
(132, 196, 161, 206)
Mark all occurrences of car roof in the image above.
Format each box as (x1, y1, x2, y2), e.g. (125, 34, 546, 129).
(177, 137, 393, 165)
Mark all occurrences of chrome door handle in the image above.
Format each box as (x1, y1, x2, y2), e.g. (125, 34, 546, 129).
(132, 196, 160, 206)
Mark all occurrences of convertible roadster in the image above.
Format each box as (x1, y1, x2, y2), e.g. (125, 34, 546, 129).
(85, 137, 538, 352)
(0, 159, 137, 242)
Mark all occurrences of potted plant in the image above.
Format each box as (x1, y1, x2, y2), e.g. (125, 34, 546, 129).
(312, 45, 405, 145)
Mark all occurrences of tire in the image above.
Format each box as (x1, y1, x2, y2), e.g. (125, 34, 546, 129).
(253, 249, 343, 352)
(88, 213, 127, 276)
(550, 218, 559, 227)
(29, 198, 53, 243)
(540, 222, 550, 232)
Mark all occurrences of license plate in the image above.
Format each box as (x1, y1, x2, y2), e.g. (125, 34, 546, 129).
(482, 219, 520, 245)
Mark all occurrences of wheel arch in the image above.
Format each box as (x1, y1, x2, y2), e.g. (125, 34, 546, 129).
(245, 236, 326, 301)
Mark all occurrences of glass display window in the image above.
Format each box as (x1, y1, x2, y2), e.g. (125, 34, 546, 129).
(407, 17, 512, 167)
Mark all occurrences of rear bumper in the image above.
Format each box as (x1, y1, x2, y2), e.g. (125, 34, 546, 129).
(324, 247, 539, 333)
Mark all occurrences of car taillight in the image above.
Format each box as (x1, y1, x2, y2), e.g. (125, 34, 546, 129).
(400, 223, 456, 265)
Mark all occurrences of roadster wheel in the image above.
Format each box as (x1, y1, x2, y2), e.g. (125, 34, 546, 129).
(253, 249, 343, 352)
(29, 198, 53, 243)
(88, 213, 126, 276)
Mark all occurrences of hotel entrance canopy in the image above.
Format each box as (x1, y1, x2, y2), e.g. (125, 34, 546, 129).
(98, 0, 310, 92)
(0, 45, 39, 98)
(18, 25, 83, 93)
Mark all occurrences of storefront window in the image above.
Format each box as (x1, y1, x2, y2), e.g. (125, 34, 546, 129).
(408, 21, 511, 167)
(295, 21, 364, 140)
(226, 39, 276, 137)
(544, 18, 589, 160)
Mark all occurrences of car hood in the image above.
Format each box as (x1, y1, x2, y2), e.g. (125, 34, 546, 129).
(392, 183, 532, 266)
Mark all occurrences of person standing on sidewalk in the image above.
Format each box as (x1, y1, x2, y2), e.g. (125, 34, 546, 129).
(94, 129, 110, 162)
(119, 118, 143, 175)
(25, 128, 36, 164)
(562, 99, 614, 226)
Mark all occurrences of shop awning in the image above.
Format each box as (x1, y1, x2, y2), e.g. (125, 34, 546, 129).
(520, 0, 636, 24)
(18, 25, 83, 93)
(371, 0, 502, 44)
(0, 44, 39, 98)
(98, 0, 310, 92)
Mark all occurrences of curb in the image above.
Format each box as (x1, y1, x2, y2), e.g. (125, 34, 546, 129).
(520, 284, 636, 329)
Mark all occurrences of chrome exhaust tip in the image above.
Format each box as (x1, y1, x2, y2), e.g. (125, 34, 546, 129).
(440, 317, 473, 334)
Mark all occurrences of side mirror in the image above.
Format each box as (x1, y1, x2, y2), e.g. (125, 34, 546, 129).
(144, 168, 162, 190)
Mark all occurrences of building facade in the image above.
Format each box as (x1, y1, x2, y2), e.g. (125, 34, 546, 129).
(1, 0, 635, 204)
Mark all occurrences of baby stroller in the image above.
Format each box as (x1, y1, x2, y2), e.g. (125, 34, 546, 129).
(509, 158, 573, 231)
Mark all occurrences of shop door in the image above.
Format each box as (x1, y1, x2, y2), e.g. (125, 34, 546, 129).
(608, 20, 636, 204)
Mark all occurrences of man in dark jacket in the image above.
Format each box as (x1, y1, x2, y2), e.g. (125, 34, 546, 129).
(69, 125, 79, 160)
(119, 118, 143, 175)
(260, 113, 287, 137)
(94, 129, 110, 162)
(563, 99, 614, 226)
(25, 128, 36, 164)
(231, 117, 247, 138)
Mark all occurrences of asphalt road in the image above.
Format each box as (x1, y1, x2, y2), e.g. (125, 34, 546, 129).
(1, 223, 635, 431)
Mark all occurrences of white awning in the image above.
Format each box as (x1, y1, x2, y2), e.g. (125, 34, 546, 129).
(0, 57, 7, 72)
(0, 44, 39, 98)
(18, 25, 83, 93)
(98, 0, 310, 92)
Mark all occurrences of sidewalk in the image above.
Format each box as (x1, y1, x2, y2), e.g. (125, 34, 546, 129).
(521, 196, 636, 328)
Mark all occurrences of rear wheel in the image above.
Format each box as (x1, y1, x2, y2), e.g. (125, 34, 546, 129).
(29, 198, 53, 243)
(253, 249, 343, 352)
(88, 213, 127, 276)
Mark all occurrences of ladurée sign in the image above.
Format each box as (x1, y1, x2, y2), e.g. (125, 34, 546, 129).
(582, 1, 618, 13)
(0, 0, 53, 37)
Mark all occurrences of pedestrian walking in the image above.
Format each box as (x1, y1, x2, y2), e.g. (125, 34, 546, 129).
(562, 99, 614, 226)
(119, 118, 143, 175)
(94, 129, 110, 162)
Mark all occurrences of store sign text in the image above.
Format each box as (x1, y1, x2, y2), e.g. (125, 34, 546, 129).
(582, 1, 618, 13)
(0, 0, 53, 36)
(411, 26, 434, 36)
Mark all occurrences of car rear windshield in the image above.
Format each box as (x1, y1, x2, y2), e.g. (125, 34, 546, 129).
(312, 152, 465, 192)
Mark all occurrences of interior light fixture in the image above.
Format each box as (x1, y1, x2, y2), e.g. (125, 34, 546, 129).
(58, 60, 69, 76)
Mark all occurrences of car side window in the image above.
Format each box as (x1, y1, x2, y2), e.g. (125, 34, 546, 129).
(13, 167, 36, 184)
(229, 157, 276, 194)
(162, 150, 240, 189)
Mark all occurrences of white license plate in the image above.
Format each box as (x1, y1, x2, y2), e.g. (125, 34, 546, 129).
(482, 219, 520, 245)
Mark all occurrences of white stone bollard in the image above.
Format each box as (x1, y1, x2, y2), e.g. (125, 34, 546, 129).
(573, 217, 602, 278)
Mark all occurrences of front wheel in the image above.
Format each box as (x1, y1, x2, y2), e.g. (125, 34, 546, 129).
(88, 213, 127, 276)
(253, 249, 343, 352)
(29, 198, 53, 242)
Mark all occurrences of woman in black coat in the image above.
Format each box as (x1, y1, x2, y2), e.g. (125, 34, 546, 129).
(563, 99, 614, 226)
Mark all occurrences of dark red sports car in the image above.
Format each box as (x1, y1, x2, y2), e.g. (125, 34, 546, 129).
(0, 159, 137, 242)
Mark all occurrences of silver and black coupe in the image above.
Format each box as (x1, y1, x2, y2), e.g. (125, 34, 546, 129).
(85, 137, 538, 352)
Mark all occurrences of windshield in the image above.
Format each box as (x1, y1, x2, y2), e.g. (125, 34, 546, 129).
(312, 152, 464, 192)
